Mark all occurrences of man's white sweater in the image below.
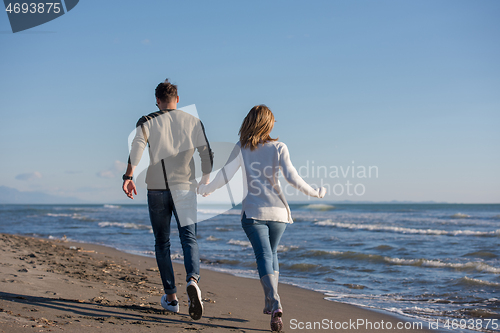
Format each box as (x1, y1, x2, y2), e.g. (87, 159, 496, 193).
(129, 109, 212, 191)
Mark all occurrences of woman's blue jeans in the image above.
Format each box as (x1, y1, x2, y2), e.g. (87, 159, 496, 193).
(241, 212, 287, 278)
(148, 190, 200, 295)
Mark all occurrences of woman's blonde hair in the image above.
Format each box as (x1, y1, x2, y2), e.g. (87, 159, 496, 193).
(239, 105, 277, 150)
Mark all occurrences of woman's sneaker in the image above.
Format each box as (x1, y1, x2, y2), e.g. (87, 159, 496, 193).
(186, 280, 203, 320)
(270, 309, 283, 331)
(160, 294, 179, 313)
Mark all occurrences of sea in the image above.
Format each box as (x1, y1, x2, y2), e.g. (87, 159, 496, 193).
(0, 203, 499, 332)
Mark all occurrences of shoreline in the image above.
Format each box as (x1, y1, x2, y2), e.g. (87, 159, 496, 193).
(29, 235, 437, 327)
(0, 233, 439, 332)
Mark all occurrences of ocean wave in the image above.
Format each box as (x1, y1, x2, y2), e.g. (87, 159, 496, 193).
(398, 306, 443, 316)
(463, 251, 498, 259)
(125, 249, 155, 257)
(302, 250, 343, 258)
(227, 239, 252, 247)
(171, 253, 183, 260)
(343, 283, 366, 290)
(46, 213, 95, 221)
(278, 245, 300, 252)
(301, 250, 500, 274)
(72, 215, 96, 222)
(385, 257, 500, 274)
(456, 276, 500, 287)
(372, 245, 394, 251)
(450, 213, 470, 219)
(206, 235, 220, 241)
(98, 222, 152, 231)
(46, 213, 73, 217)
(215, 227, 233, 232)
(199, 266, 259, 279)
(314, 220, 500, 237)
(103, 204, 121, 209)
(302, 204, 336, 211)
(286, 263, 322, 272)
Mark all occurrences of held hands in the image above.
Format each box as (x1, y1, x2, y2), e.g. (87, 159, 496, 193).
(197, 174, 211, 197)
(197, 184, 211, 197)
(317, 187, 327, 198)
(123, 180, 137, 199)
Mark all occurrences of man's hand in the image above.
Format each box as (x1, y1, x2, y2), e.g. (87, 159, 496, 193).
(197, 174, 210, 194)
(197, 184, 211, 197)
(123, 180, 137, 199)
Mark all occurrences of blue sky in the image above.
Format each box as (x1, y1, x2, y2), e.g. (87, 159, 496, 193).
(1, 0, 499, 203)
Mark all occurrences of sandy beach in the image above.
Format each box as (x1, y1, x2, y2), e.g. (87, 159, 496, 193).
(0, 233, 436, 332)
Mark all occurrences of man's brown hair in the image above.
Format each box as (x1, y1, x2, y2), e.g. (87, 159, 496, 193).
(155, 79, 178, 103)
(239, 105, 277, 151)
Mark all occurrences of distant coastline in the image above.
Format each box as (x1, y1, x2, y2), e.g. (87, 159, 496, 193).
(0, 185, 498, 205)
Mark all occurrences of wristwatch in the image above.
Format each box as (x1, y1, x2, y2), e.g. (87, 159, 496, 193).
(122, 174, 133, 181)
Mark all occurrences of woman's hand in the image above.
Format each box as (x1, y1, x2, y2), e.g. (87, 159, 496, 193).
(197, 184, 211, 197)
(317, 187, 327, 198)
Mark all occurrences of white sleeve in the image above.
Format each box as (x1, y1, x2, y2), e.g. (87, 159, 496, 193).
(198, 144, 242, 195)
(129, 123, 148, 166)
(278, 143, 323, 198)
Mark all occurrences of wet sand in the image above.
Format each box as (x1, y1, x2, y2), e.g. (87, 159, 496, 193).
(0, 233, 436, 332)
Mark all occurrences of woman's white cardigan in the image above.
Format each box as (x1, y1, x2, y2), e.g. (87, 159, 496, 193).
(198, 141, 325, 223)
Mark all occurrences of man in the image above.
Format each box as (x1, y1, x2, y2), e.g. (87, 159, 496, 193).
(122, 79, 212, 320)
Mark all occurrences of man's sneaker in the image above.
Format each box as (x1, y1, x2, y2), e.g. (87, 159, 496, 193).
(186, 280, 203, 320)
(160, 294, 179, 313)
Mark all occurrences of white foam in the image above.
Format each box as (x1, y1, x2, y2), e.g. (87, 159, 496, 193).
(46, 213, 72, 217)
(98, 222, 152, 231)
(46, 212, 92, 221)
(215, 227, 233, 231)
(227, 239, 252, 247)
(451, 213, 470, 218)
(403, 306, 441, 314)
(459, 276, 500, 287)
(278, 245, 300, 252)
(302, 204, 336, 211)
(199, 264, 259, 279)
(315, 220, 500, 237)
(103, 204, 121, 209)
(170, 253, 183, 260)
(312, 249, 500, 274)
(384, 257, 500, 274)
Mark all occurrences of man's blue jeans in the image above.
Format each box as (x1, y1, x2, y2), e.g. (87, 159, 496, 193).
(241, 212, 287, 278)
(148, 190, 200, 295)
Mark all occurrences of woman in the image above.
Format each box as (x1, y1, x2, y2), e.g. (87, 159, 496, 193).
(198, 105, 326, 331)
